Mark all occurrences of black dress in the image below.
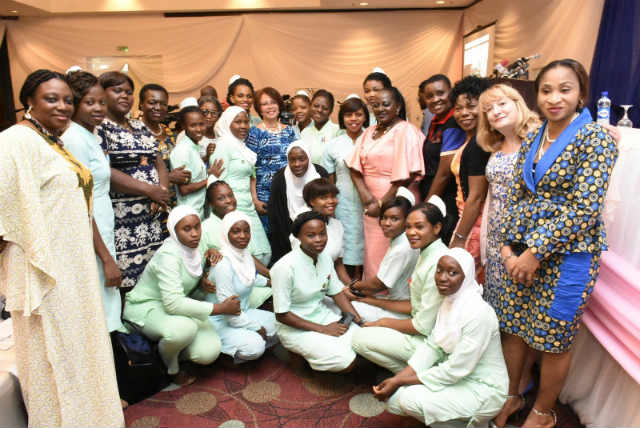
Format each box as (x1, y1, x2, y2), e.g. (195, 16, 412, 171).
(420, 108, 466, 243)
(267, 164, 329, 265)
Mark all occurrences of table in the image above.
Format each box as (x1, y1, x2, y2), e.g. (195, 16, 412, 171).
(559, 127, 640, 427)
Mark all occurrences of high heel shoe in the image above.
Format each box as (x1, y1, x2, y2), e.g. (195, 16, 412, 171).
(489, 394, 526, 428)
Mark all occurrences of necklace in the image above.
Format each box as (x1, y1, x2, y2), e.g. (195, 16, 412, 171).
(144, 120, 163, 137)
(374, 120, 397, 138)
(265, 122, 282, 133)
(27, 117, 63, 145)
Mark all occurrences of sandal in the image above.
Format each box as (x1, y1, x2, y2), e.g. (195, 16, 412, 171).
(489, 394, 526, 428)
(530, 407, 557, 428)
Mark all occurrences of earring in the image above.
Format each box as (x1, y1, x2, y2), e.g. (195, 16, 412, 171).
(25, 105, 32, 119)
(578, 99, 584, 109)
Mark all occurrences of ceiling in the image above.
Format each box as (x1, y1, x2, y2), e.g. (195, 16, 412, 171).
(1, 0, 477, 16)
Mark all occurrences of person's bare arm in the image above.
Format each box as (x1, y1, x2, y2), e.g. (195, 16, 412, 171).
(350, 168, 379, 217)
(276, 311, 347, 336)
(427, 154, 455, 198)
(450, 175, 488, 248)
(356, 297, 411, 314)
(332, 290, 362, 324)
(92, 219, 122, 287)
(364, 317, 420, 334)
(177, 179, 208, 196)
(156, 155, 169, 189)
(110, 168, 169, 205)
(334, 258, 351, 284)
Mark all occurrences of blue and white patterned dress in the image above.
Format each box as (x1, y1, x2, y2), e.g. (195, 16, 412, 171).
(97, 118, 164, 288)
(484, 150, 519, 311)
(245, 125, 296, 232)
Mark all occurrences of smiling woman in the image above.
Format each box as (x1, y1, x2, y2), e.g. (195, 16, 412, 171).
(0, 69, 123, 426)
(347, 86, 425, 280)
(96, 71, 170, 288)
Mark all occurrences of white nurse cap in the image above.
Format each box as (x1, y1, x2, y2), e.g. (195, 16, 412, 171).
(427, 195, 447, 217)
(396, 187, 416, 207)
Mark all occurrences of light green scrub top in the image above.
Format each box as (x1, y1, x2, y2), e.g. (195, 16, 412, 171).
(123, 239, 213, 327)
(408, 301, 508, 401)
(209, 140, 271, 261)
(410, 238, 448, 336)
(271, 247, 343, 325)
(169, 136, 208, 218)
(300, 120, 343, 164)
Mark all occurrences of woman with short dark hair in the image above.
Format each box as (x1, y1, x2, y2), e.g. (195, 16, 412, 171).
(300, 89, 342, 163)
(96, 71, 170, 288)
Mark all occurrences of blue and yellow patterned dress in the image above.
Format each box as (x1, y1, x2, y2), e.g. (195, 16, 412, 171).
(499, 109, 617, 353)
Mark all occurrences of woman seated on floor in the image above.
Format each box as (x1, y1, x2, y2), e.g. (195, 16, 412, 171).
(271, 211, 362, 372)
(344, 187, 420, 322)
(268, 141, 328, 264)
(200, 179, 271, 308)
(351, 199, 448, 374)
(373, 248, 508, 427)
(201, 211, 277, 364)
(289, 178, 351, 284)
(123, 206, 240, 385)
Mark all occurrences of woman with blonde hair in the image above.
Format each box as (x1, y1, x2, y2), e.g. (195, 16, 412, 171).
(477, 83, 540, 310)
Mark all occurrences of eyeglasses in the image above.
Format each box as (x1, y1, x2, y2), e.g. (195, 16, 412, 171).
(201, 109, 220, 117)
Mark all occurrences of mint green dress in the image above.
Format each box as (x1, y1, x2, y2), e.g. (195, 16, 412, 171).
(351, 238, 448, 373)
(62, 122, 122, 332)
(209, 140, 271, 265)
(123, 239, 221, 374)
(300, 120, 342, 164)
(169, 137, 208, 218)
(386, 300, 508, 427)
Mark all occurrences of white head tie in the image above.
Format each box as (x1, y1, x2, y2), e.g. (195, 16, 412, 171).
(167, 206, 203, 278)
(296, 89, 310, 98)
(427, 195, 447, 217)
(220, 211, 256, 286)
(228, 74, 241, 86)
(65, 65, 82, 75)
(432, 248, 483, 353)
(179, 97, 198, 110)
(395, 186, 415, 207)
(345, 93, 361, 101)
(372, 67, 387, 76)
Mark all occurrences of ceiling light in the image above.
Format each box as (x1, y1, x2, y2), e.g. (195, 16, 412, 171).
(9, 10, 18, 13)
(359, 2, 369, 5)
(436, 1, 445, 4)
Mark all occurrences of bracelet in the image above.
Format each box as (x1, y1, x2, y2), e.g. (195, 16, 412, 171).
(454, 232, 466, 240)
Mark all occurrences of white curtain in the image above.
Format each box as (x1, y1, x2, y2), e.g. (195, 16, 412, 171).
(6, 11, 464, 125)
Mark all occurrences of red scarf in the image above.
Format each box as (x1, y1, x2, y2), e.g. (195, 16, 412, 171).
(428, 108, 455, 141)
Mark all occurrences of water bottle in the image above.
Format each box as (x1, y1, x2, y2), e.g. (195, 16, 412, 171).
(597, 91, 611, 125)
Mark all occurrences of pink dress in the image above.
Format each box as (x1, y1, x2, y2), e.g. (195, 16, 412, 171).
(347, 121, 425, 279)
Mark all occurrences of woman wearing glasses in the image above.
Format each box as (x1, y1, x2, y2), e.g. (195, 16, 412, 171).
(197, 95, 222, 164)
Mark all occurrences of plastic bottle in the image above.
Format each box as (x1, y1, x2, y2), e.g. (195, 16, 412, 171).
(597, 91, 611, 126)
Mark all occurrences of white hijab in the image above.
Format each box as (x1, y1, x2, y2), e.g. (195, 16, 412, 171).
(284, 140, 320, 221)
(431, 248, 483, 354)
(220, 211, 256, 286)
(214, 105, 257, 166)
(167, 205, 203, 278)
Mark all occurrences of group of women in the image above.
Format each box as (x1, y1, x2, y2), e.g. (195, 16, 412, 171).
(0, 57, 618, 428)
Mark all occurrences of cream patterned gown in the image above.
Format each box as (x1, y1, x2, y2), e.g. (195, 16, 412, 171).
(0, 125, 123, 427)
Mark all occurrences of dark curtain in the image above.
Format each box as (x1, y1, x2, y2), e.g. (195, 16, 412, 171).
(589, 0, 640, 126)
(0, 26, 16, 131)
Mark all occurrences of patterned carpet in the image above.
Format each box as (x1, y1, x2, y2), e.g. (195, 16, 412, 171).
(124, 345, 583, 428)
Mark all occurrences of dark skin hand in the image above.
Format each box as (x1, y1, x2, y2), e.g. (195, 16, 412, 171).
(373, 365, 420, 401)
(168, 165, 191, 185)
(92, 219, 122, 287)
(363, 317, 419, 334)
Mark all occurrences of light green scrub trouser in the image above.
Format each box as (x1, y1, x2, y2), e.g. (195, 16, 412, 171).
(142, 308, 221, 375)
(351, 326, 426, 373)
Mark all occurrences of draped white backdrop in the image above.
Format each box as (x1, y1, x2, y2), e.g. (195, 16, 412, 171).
(6, 10, 464, 124)
(5, 0, 605, 124)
